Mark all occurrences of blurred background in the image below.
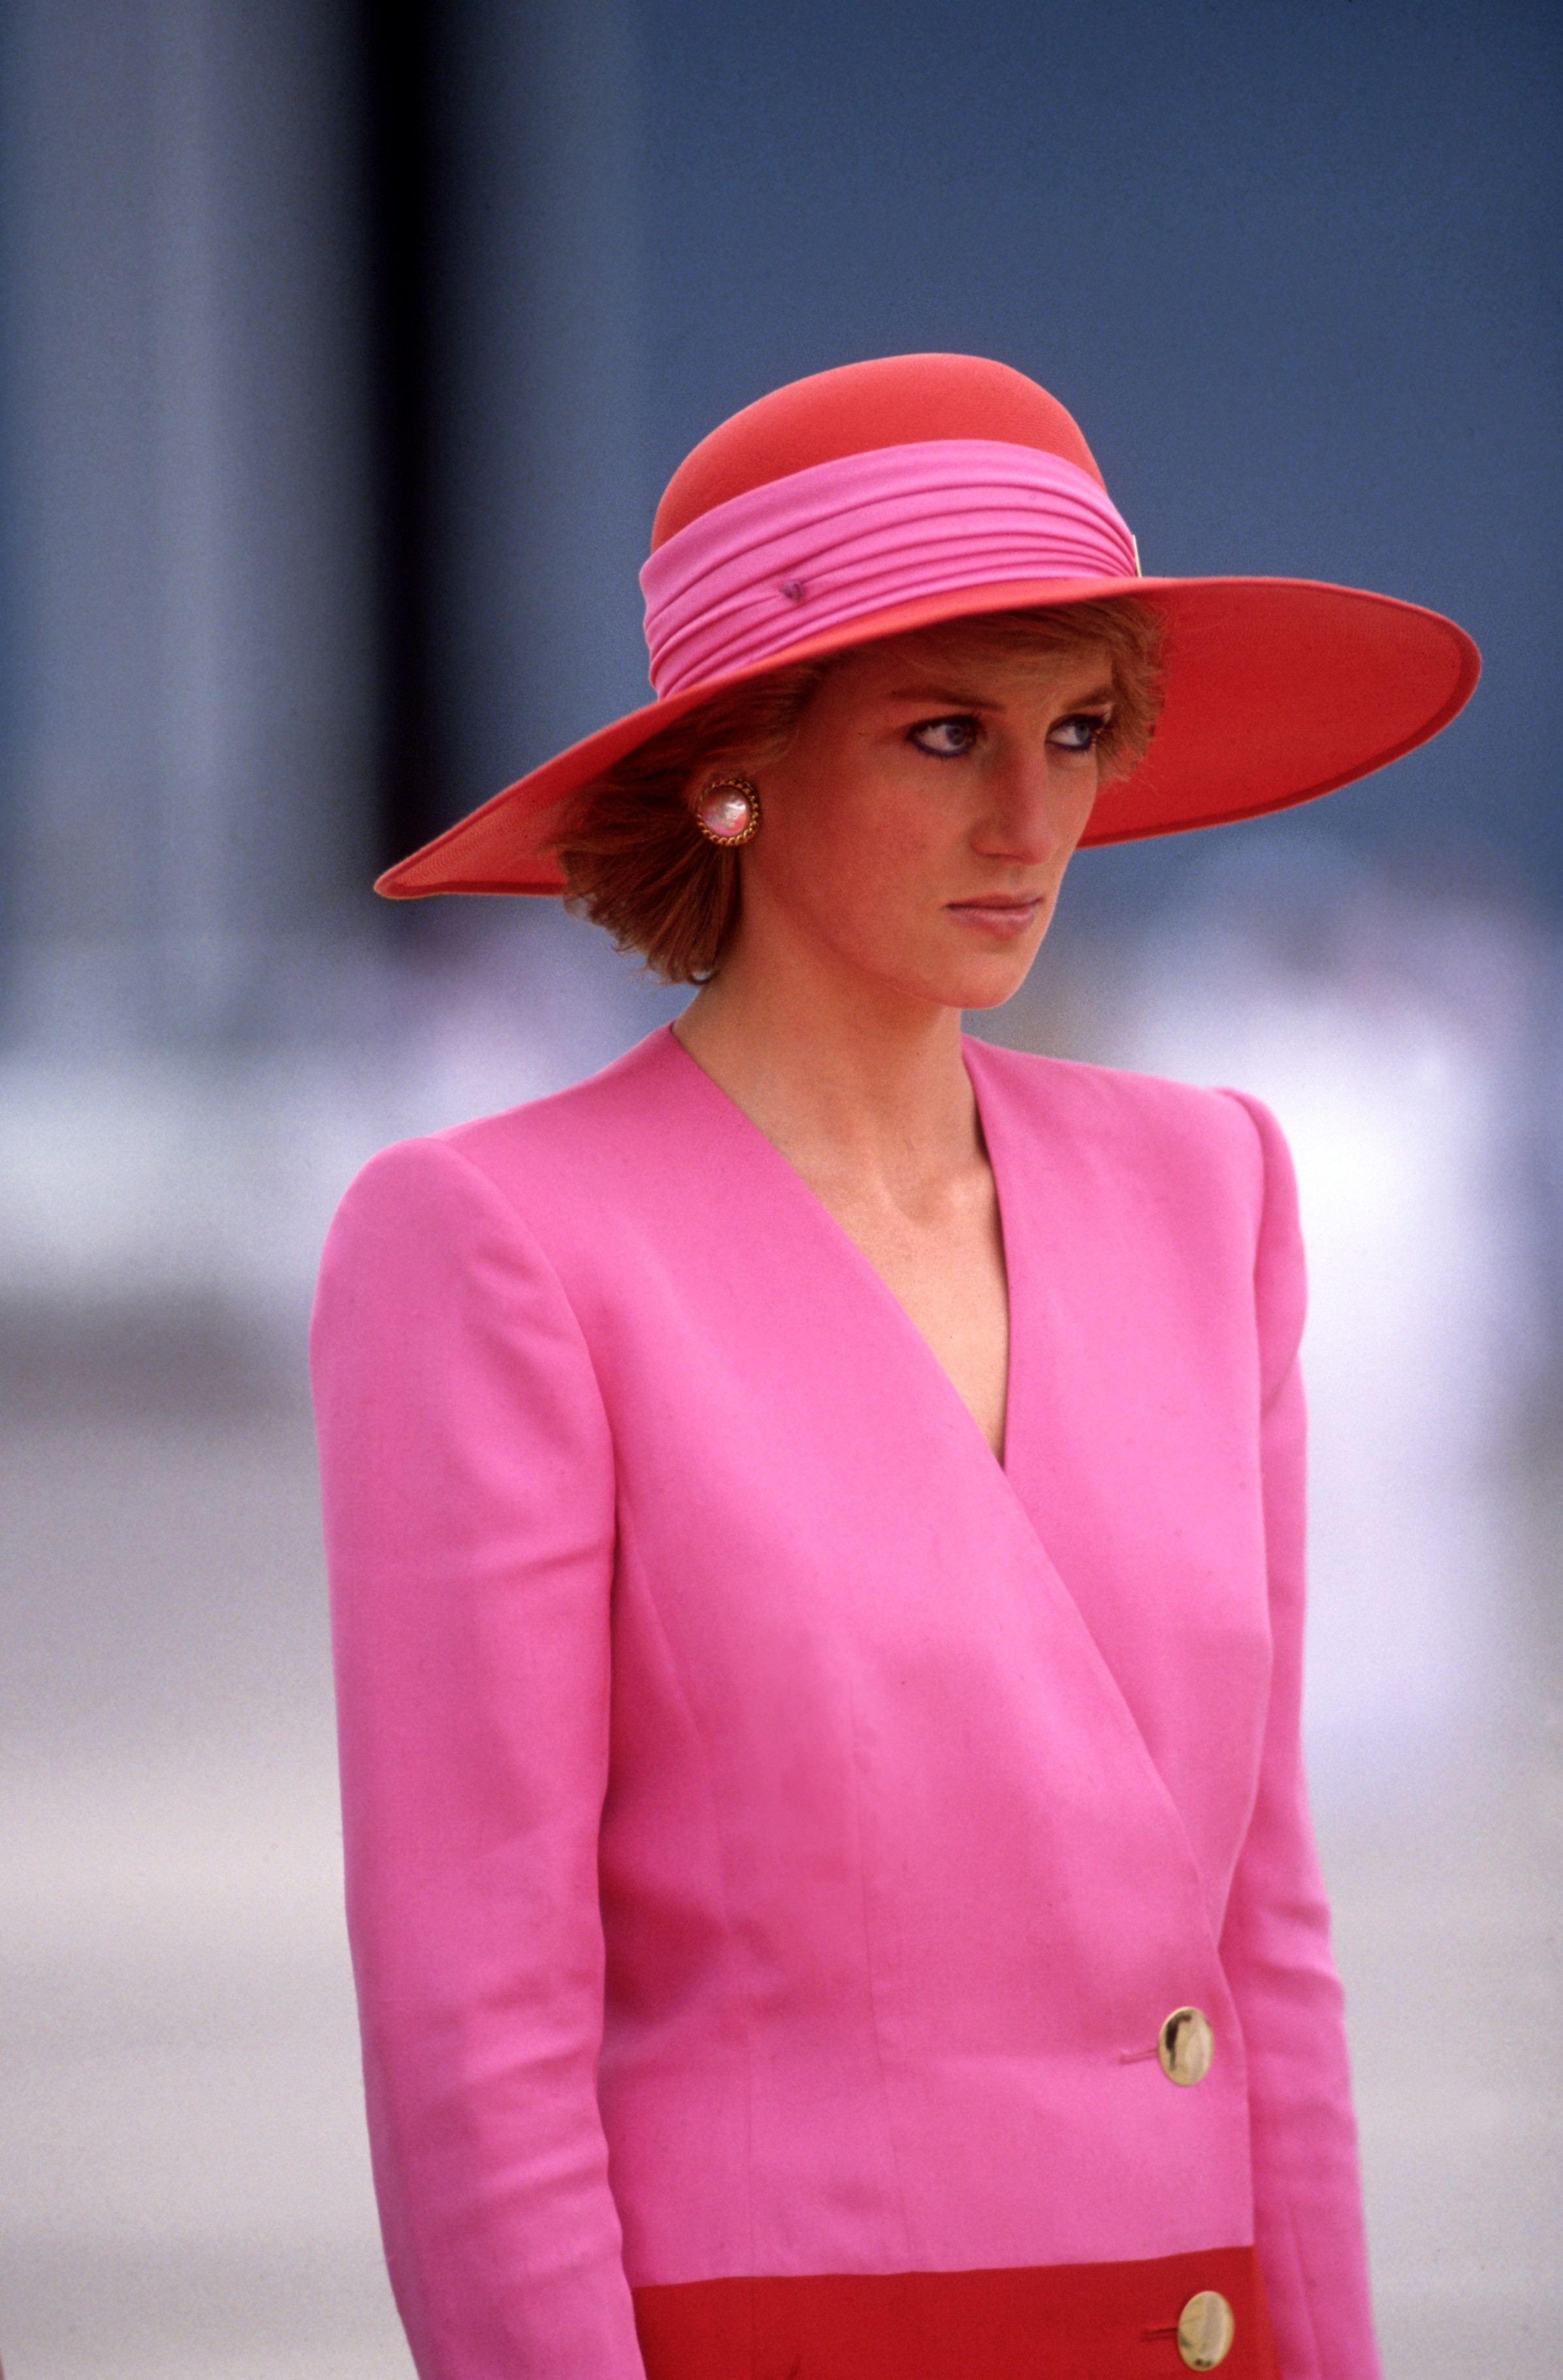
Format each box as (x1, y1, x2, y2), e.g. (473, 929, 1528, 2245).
(1, 2, 1558, 2373)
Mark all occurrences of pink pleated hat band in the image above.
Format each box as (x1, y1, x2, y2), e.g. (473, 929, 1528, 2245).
(639, 439, 1141, 698)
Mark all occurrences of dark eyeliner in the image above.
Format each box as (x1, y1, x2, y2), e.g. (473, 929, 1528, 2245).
(909, 714, 981, 757)
(1052, 711, 1113, 748)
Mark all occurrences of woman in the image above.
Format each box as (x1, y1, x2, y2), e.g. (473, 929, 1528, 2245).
(312, 353, 1477, 2379)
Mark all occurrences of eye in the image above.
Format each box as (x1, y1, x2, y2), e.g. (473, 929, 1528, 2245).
(1049, 711, 1112, 753)
(909, 715, 980, 758)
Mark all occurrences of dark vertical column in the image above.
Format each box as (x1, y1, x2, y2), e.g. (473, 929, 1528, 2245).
(422, 0, 651, 833)
(357, 0, 440, 877)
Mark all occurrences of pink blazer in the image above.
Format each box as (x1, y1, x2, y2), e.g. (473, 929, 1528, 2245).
(311, 1025, 1378, 2380)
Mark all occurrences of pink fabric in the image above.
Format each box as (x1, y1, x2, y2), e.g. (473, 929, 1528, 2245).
(639, 439, 1139, 696)
(311, 1029, 1379, 2380)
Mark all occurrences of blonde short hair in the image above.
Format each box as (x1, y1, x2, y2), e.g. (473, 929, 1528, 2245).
(551, 597, 1164, 985)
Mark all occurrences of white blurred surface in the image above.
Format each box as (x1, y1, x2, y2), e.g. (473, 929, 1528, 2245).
(1118, 863, 1549, 1799)
(1, 1414, 407, 2379)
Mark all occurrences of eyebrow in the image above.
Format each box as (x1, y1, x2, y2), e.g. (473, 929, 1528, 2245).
(885, 679, 1118, 711)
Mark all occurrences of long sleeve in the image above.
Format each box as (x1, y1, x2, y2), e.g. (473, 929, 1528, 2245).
(310, 1136, 645, 2379)
(1217, 1093, 1381, 2380)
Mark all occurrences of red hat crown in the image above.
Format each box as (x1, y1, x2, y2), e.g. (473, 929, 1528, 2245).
(653, 353, 1106, 549)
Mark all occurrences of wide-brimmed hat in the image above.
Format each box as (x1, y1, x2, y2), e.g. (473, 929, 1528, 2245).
(378, 353, 1479, 899)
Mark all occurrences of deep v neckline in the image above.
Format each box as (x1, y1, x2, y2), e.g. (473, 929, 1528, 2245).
(660, 1024, 1022, 1483)
(643, 1027, 1217, 1885)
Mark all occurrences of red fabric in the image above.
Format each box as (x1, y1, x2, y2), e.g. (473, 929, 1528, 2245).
(374, 351, 1479, 897)
(652, 353, 1106, 546)
(634, 2246, 1281, 2380)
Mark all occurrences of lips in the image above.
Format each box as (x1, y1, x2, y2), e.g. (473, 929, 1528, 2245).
(944, 897, 1042, 933)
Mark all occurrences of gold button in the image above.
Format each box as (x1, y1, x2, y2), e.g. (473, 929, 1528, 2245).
(1177, 2289, 1235, 2369)
(1158, 2005, 1214, 2086)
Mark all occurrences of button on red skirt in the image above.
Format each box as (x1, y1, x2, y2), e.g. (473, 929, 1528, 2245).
(634, 2245, 1280, 2378)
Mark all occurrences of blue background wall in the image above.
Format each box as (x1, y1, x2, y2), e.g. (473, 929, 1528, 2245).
(466, 0, 1560, 899)
(512, 0, 1562, 906)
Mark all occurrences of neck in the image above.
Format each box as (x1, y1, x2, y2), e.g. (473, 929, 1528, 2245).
(671, 933, 979, 1197)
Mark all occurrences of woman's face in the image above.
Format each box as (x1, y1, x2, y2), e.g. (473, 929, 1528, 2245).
(733, 635, 1114, 1012)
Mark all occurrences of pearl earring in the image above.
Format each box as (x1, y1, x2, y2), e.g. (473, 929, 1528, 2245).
(694, 777, 761, 846)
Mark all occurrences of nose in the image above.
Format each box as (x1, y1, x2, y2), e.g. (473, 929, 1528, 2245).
(971, 739, 1092, 867)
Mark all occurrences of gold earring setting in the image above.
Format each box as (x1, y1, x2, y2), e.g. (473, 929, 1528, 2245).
(694, 777, 761, 846)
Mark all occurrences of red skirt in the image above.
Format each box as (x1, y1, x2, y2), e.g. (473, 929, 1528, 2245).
(635, 2245, 1280, 2379)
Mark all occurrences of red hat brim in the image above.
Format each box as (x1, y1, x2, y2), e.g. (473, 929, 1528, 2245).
(376, 571, 1479, 899)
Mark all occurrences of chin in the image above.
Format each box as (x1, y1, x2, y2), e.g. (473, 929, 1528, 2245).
(945, 944, 1046, 1012)
(912, 957, 1039, 1012)
(955, 974, 1035, 1013)
(864, 925, 1045, 1012)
